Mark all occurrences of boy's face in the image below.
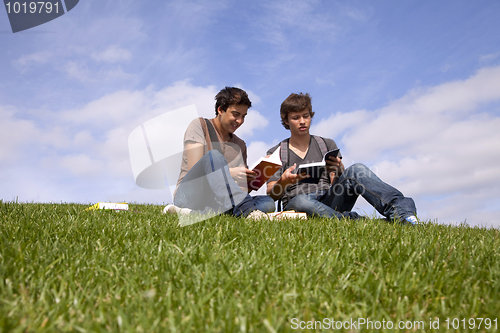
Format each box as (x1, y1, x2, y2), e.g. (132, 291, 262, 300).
(285, 109, 311, 136)
(217, 104, 248, 134)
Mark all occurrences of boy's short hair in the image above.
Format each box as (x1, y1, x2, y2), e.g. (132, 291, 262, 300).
(280, 93, 315, 129)
(215, 87, 252, 116)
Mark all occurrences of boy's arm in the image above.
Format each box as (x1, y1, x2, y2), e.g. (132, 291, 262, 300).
(186, 142, 205, 172)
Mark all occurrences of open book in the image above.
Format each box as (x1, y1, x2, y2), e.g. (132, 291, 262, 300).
(247, 147, 282, 191)
(295, 148, 340, 178)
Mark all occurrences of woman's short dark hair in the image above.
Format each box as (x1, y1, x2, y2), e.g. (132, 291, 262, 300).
(280, 93, 314, 129)
(214, 87, 252, 116)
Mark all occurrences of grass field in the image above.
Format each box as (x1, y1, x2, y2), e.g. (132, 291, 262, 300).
(1, 201, 499, 332)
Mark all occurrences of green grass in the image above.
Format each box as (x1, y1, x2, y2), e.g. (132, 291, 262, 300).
(1, 201, 499, 332)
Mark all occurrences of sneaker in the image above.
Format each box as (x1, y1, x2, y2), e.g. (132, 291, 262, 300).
(246, 210, 270, 220)
(404, 215, 418, 225)
(163, 204, 192, 215)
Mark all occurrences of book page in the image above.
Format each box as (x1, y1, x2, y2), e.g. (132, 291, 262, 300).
(249, 146, 281, 170)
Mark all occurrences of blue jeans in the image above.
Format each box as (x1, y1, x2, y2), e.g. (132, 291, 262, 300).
(174, 150, 275, 217)
(285, 163, 417, 221)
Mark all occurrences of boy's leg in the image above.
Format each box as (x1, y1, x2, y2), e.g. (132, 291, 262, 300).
(253, 195, 276, 213)
(285, 193, 356, 219)
(174, 150, 258, 216)
(321, 163, 417, 220)
(232, 195, 275, 217)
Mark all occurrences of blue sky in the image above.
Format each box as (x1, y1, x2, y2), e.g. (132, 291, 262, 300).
(1, 0, 500, 227)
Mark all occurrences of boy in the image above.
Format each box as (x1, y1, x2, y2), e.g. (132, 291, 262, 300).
(266, 93, 418, 224)
(164, 87, 275, 220)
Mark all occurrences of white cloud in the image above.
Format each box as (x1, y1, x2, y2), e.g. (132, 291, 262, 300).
(64, 61, 96, 82)
(61, 89, 151, 124)
(236, 110, 269, 139)
(91, 45, 132, 63)
(64, 61, 133, 83)
(251, 1, 372, 53)
(0, 106, 39, 163)
(312, 109, 371, 139)
(13, 51, 52, 69)
(253, 0, 338, 49)
(59, 80, 214, 129)
(271, 1, 336, 36)
(58, 153, 105, 177)
(409, 66, 500, 115)
(340, 5, 371, 22)
(247, 141, 272, 168)
(150, 80, 218, 119)
(479, 52, 499, 63)
(72, 131, 95, 148)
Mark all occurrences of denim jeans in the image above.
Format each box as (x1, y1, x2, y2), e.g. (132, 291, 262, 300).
(174, 150, 275, 217)
(285, 163, 417, 221)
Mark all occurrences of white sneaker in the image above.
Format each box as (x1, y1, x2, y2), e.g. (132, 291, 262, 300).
(246, 210, 269, 220)
(404, 215, 418, 225)
(163, 204, 192, 215)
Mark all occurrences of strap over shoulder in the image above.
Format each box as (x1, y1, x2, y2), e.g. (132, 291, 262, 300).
(279, 139, 289, 165)
(200, 117, 223, 155)
(312, 135, 328, 157)
(279, 136, 327, 165)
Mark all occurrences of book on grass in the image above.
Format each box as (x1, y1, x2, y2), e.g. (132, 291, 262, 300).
(268, 210, 307, 220)
(247, 147, 282, 191)
(86, 202, 129, 211)
(295, 148, 340, 178)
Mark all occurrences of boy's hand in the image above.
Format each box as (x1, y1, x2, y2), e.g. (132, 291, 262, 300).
(230, 167, 256, 185)
(267, 163, 309, 200)
(281, 163, 309, 186)
(325, 156, 344, 180)
(245, 168, 257, 182)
